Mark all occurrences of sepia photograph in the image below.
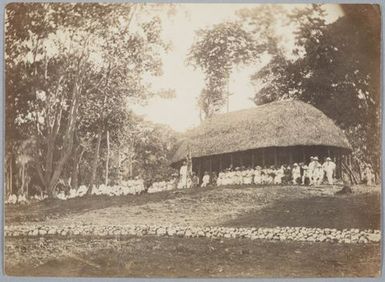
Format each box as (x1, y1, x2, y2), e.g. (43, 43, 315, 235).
(3, 2, 382, 278)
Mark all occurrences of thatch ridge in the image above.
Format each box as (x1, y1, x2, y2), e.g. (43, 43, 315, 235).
(171, 100, 351, 164)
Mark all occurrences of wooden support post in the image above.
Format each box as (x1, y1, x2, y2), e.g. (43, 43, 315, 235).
(302, 147, 306, 163)
(230, 154, 234, 168)
(240, 153, 243, 167)
(262, 149, 265, 167)
(337, 154, 341, 179)
(198, 159, 201, 181)
(251, 151, 255, 167)
(219, 155, 222, 171)
(274, 147, 278, 166)
(289, 148, 293, 164)
(209, 157, 212, 174)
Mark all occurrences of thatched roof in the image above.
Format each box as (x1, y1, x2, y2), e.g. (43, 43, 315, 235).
(171, 100, 351, 164)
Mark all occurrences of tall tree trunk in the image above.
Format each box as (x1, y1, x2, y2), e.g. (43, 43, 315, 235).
(9, 157, 13, 196)
(129, 153, 133, 178)
(105, 130, 110, 186)
(6, 157, 12, 197)
(71, 146, 85, 190)
(45, 76, 82, 197)
(89, 126, 103, 193)
(20, 163, 25, 195)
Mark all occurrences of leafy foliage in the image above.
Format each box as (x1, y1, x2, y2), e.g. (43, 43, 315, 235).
(188, 22, 262, 118)
(5, 3, 173, 196)
(249, 4, 380, 172)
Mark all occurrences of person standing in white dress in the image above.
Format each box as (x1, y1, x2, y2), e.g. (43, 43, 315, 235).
(291, 163, 301, 185)
(178, 161, 188, 189)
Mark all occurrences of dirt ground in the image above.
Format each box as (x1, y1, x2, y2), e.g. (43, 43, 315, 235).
(8, 185, 377, 229)
(7, 185, 311, 227)
(4, 184, 382, 278)
(5, 236, 380, 277)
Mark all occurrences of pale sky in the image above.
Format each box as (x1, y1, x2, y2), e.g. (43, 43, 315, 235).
(132, 4, 343, 132)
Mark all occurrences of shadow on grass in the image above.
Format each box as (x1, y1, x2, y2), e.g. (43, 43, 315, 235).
(222, 192, 381, 230)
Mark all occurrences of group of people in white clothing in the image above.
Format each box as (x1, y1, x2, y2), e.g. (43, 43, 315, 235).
(178, 155, 340, 189)
(148, 175, 178, 193)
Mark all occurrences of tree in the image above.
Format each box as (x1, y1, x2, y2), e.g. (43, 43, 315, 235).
(249, 4, 381, 174)
(130, 120, 179, 187)
(6, 3, 169, 197)
(188, 22, 261, 118)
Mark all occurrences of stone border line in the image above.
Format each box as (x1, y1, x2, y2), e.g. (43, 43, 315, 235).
(5, 225, 381, 244)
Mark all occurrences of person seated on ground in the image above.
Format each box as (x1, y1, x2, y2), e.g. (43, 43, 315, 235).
(268, 165, 276, 184)
(191, 172, 200, 188)
(253, 166, 262, 185)
(238, 166, 246, 185)
(217, 170, 223, 186)
(7, 194, 18, 204)
(201, 171, 210, 188)
(363, 164, 375, 186)
(222, 168, 230, 185)
(322, 157, 336, 185)
(274, 165, 285, 185)
(17, 193, 28, 205)
(282, 164, 291, 185)
(243, 166, 253, 185)
(301, 164, 310, 185)
(68, 188, 77, 198)
(291, 163, 301, 185)
(211, 172, 218, 187)
(260, 167, 266, 184)
(231, 168, 235, 185)
(186, 175, 193, 189)
(170, 173, 179, 190)
(232, 167, 240, 185)
(262, 166, 270, 184)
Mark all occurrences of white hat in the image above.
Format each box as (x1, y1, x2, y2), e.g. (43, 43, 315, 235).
(326, 157, 331, 161)
(293, 163, 298, 166)
(314, 156, 319, 161)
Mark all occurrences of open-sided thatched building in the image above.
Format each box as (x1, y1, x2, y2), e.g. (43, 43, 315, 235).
(171, 100, 352, 181)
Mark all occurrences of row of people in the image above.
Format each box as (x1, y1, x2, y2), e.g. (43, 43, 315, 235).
(5, 193, 29, 205)
(57, 185, 88, 200)
(6, 179, 148, 203)
(195, 156, 337, 187)
(6, 192, 51, 205)
(90, 180, 146, 197)
(57, 179, 146, 200)
(148, 176, 178, 193)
